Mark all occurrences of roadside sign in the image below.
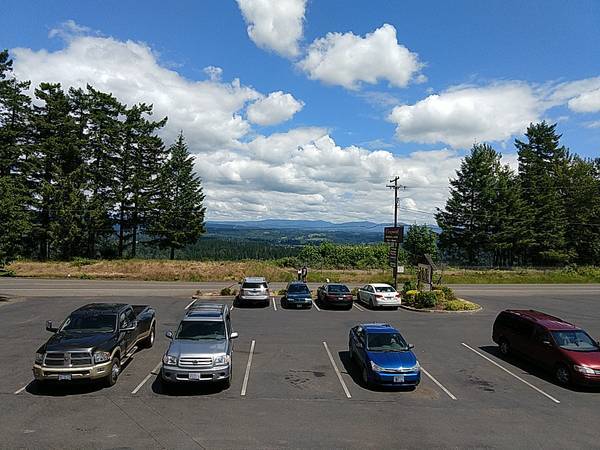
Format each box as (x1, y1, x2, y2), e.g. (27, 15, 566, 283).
(384, 226, 404, 243)
(397, 265, 404, 273)
(388, 246, 398, 266)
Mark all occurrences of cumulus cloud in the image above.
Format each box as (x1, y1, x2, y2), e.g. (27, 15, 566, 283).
(297, 24, 424, 90)
(203, 65, 223, 81)
(388, 83, 544, 148)
(12, 34, 267, 150)
(568, 88, 600, 113)
(246, 91, 304, 126)
(236, 0, 306, 58)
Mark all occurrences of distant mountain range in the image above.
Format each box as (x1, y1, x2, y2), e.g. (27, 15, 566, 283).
(207, 219, 395, 233)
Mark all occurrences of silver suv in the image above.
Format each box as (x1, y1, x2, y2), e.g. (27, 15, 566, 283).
(161, 303, 238, 388)
(235, 276, 270, 307)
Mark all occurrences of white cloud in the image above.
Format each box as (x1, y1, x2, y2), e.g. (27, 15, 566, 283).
(203, 65, 223, 81)
(388, 83, 543, 148)
(297, 24, 424, 90)
(246, 91, 304, 126)
(568, 88, 600, 113)
(236, 0, 306, 58)
(12, 34, 265, 150)
(584, 120, 600, 129)
(48, 20, 96, 40)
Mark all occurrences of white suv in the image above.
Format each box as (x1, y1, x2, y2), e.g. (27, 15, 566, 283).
(235, 277, 270, 307)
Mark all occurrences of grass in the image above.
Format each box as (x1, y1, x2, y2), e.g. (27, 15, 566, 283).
(5, 260, 600, 284)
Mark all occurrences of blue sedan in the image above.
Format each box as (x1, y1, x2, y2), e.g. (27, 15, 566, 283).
(348, 323, 420, 388)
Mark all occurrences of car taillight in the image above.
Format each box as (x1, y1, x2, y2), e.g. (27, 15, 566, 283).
(375, 294, 384, 298)
(395, 293, 401, 297)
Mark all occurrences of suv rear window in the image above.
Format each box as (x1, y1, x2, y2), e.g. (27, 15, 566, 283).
(242, 283, 267, 289)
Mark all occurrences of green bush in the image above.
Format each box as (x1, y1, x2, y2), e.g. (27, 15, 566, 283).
(402, 280, 416, 293)
(351, 287, 359, 297)
(416, 291, 437, 308)
(70, 258, 95, 268)
(439, 286, 457, 301)
(220, 287, 233, 296)
(403, 289, 418, 301)
(0, 269, 16, 277)
(444, 299, 479, 311)
(432, 289, 445, 302)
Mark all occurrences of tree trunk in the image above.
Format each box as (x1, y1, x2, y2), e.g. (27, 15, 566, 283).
(118, 206, 125, 258)
(170, 246, 175, 260)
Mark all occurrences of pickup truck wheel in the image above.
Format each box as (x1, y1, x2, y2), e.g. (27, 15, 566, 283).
(141, 323, 156, 348)
(105, 356, 120, 387)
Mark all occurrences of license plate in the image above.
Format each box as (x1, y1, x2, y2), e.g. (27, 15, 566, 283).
(393, 375, 404, 383)
(296, 304, 302, 308)
(58, 374, 72, 381)
(189, 373, 201, 381)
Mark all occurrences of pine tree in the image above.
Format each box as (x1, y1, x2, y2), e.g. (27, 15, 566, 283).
(147, 132, 206, 259)
(0, 49, 33, 261)
(435, 143, 501, 264)
(114, 104, 167, 258)
(515, 122, 571, 265)
(403, 225, 437, 265)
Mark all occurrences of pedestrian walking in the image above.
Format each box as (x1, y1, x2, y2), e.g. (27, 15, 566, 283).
(297, 267, 302, 281)
(301, 265, 308, 283)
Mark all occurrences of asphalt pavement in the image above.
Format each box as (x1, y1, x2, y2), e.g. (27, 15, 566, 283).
(1, 278, 599, 449)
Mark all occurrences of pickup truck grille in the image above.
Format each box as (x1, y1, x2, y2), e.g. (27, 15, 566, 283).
(44, 351, 93, 367)
(179, 357, 212, 367)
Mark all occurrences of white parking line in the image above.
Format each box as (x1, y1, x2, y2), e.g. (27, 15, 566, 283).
(353, 303, 366, 312)
(312, 301, 321, 311)
(14, 382, 31, 395)
(461, 342, 560, 404)
(323, 341, 352, 399)
(184, 299, 196, 310)
(272, 297, 277, 311)
(241, 340, 256, 396)
(421, 367, 457, 400)
(132, 362, 162, 394)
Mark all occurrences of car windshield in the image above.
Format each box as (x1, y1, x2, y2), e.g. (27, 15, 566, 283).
(288, 284, 310, 294)
(375, 286, 396, 293)
(61, 313, 116, 333)
(176, 320, 226, 340)
(367, 332, 409, 352)
(328, 285, 350, 293)
(243, 282, 266, 289)
(551, 330, 599, 352)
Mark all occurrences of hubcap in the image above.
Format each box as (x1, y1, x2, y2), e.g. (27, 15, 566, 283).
(150, 328, 155, 344)
(500, 342, 509, 355)
(112, 362, 120, 380)
(557, 367, 569, 384)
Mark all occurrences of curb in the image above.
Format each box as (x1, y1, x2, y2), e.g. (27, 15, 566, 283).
(399, 303, 483, 314)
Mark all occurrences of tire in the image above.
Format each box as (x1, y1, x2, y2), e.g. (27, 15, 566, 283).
(104, 356, 120, 387)
(555, 364, 571, 386)
(499, 338, 510, 357)
(369, 297, 374, 309)
(222, 376, 231, 389)
(346, 304, 353, 311)
(141, 323, 155, 348)
(362, 365, 372, 389)
(348, 344, 354, 362)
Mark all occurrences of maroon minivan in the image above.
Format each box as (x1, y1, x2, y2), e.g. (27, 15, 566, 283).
(492, 310, 600, 386)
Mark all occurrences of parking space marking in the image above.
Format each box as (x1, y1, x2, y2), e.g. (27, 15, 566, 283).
(272, 297, 277, 311)
(184, 299, 196, 310)
(353, 303, 366, 312)
(421, 367, 457, 400)
(131, 361, 162, 394)
(461, 342, 560, 404)
(313, 302, 321, 311)
(241, 340, 256, 396)
(14, 382, 31, 395)
(323, 341, 352, 399)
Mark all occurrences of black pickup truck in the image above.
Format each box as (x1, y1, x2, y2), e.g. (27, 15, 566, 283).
(33, 303, 156, 387)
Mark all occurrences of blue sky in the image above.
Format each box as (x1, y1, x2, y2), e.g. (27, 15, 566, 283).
(1, 1, 599, 222)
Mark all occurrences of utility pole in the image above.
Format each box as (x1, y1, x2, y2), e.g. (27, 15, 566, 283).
(386, 177, 406, 289)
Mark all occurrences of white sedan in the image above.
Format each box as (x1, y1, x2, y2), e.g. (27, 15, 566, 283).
(356, 283, 401, 309)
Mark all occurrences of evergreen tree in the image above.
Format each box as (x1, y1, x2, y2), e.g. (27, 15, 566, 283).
(436, 143, 502, 264)
(516, 122, 571, 265)
(114, 104, 167, 257)
(403, 224, 438, 265)
(0, 49, 34, 261)
(147, 133, 206, 259)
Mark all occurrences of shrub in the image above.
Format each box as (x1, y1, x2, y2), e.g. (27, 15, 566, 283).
(403, 289, 418, 302)
(402, 280, 416, 294)
(432, 289, 445, 302)
(70, 258, 95, 268)
(220, 287, 233, 296)
(444, 299, 479, 311)
(416, 291, 437, 309)
(439, 286, 457, 301)
(351, 287, 359, 297)
(0, 269, 16, 277)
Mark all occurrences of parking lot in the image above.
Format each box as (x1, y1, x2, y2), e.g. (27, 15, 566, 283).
(1, 279, 599, 449)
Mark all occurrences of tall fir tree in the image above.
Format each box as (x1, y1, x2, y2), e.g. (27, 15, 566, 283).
(403, 224, 438, 265)
(0, 49, 34, 261)
(435, 143, 502, 264)
(147, 133, 206, 259)
(515, 122, 571, 265)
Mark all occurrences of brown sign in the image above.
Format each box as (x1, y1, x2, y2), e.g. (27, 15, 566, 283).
(384, 226, 404, 243)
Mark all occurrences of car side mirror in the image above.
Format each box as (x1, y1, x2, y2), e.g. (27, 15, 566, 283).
(46, 320, 58, 333)
(408, 344, 415, 349)
(542, 340, 552, 347)
(230, 331, 239, 339)
(166, 330, 174, 339)
(121, 320, 137, 332)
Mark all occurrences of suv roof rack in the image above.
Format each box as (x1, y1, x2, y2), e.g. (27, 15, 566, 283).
(186, 302, 226, 314)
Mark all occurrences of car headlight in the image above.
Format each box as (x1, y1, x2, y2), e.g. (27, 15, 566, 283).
(214, 354, 231, 366)
(35, 353, 44, 364)
(163, 354, 178, 365)
(370, 361, 384, 372)
(94, 351, 111, 363)
(411, 361, 421, 371)
(574, 364, 595, 375)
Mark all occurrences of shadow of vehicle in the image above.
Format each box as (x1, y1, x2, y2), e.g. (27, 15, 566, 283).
(315, 297, 353, 311)
(479, 345, 600, 393)
(337, 350, 416, 392)
(151, 375, 229, 396)
(232, 298, 270, 308)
